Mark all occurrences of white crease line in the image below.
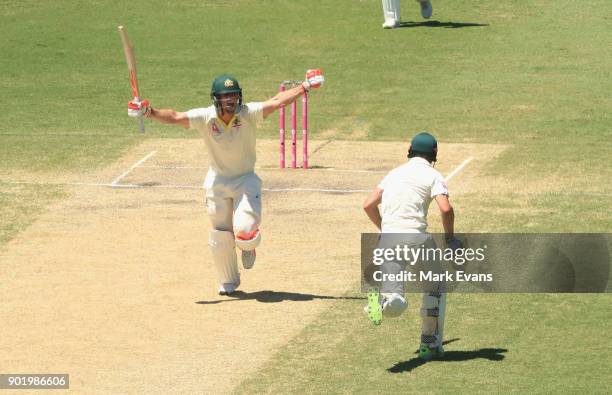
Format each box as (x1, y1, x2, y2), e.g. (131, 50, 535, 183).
(261, 167, 388, 174)
(139, 165, 206, 169)
(445, 156, 474, 182)
(138, 165, 387, 174)
(0, 180, 370, 193)
(113, 185, 371, 193)
(264, 187, 370, 193)
(110, 151, 157, 186)
(111, 183, 202, 190)
(1, 156, 473, 194)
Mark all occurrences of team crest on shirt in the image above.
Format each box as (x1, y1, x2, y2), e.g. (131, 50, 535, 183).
(232, 118, 241, 129)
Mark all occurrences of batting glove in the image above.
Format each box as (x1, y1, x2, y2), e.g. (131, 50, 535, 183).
(302, 69, 324, 91)
(128, 99, 151, 118)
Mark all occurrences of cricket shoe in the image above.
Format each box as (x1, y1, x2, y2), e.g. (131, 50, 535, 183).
(382, 20, 400, 29)
(365, 288, 383, 325)
(241, 249, 256, 269)
(417, 0, 433, 19)
(218, 281, 240, 296)
(418, 344, 445, 361)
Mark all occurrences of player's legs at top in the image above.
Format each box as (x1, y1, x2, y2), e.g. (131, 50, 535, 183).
(382, 0, 401, 29)
(417, 0, 433, 19)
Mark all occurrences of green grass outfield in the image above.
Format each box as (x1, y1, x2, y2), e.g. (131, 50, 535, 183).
(235, 294, 612, 394)
(1, 0, 611, 393)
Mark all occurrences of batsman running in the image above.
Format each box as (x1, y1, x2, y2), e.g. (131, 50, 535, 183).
(362, 132, 462, 360)
(127, 70, 324, 295)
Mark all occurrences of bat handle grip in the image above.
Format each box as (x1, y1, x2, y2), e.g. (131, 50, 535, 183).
(134, 96, 146, 134)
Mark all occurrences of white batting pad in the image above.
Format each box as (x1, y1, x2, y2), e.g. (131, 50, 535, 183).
(209, 229, 240, 286)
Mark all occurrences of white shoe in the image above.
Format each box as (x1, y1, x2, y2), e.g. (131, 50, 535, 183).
(218, 281, 240, 296)
(418, 0, 432, 19)
(382, 20, 400, 29)
(241, 249, 256, 269)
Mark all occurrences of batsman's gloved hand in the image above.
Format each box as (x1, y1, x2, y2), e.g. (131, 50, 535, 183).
(128, 99, 151, 118)
(445, 235, 463, 251)
(302, 69, 324, 91)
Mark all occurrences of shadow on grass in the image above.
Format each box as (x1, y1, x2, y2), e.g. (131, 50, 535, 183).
(397, 20, 489, 29)
(388, 341, 507, 373)
(196, 290, 364, 304)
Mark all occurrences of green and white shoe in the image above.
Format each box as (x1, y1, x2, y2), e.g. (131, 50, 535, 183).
(366, 288, 383, 325)
(419, 344, 445, 361)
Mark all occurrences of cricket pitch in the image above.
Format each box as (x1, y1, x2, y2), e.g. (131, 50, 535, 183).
(0, 139, 506, 393)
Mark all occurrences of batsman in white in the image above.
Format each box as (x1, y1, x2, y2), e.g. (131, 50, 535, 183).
(362, 132, 462, 360)
(127, 70, 324, 295)
(382, 0, 433, 29)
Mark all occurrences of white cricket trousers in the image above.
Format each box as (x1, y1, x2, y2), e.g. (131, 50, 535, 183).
(206, 172, 262, 238)
(205, 172, 262, 287)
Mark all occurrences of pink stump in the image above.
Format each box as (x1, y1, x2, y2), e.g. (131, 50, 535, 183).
(279, 84, 286, 168)
(302, 91, 308, 169)
(291, 100, 297, 168)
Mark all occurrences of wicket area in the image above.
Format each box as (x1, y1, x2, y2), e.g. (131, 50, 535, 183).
(279, 80, 308, 169)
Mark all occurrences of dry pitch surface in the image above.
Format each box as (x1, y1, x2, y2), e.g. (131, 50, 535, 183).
(0, 139, 505, 393)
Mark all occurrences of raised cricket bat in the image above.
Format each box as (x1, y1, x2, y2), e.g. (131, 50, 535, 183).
(118, 25, 145, 133)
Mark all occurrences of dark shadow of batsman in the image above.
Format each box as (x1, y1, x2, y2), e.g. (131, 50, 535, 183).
(388, 347, 508, 373)
(196, 290, 364, 305)
(398, 20, 489, 29)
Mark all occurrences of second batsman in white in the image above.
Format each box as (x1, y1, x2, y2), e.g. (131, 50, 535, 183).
(127, 70, 324, 295)
(363, 132, 461, 360)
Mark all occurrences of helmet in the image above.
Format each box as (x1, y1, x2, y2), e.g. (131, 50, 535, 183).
(210, 74, 243, 116)
(408, 132, 438, 162)
(210, 74, 242, 96)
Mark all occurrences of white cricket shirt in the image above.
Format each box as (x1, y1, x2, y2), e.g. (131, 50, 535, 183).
(378, 157, 448, 233)
(187, 103, 264, 186)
